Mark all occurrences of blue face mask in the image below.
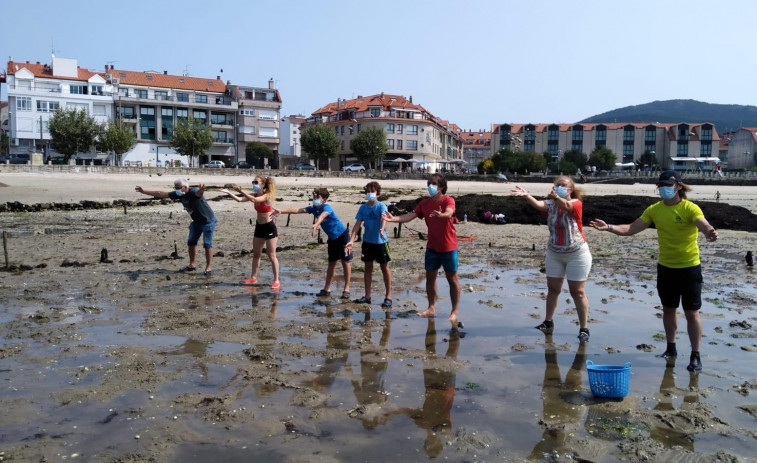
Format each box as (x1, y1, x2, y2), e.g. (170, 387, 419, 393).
(365, 192, 377, 202)
(313, 199, 322, 207)
(174, 188, 184, 197)
(427, 184, 438, 196)
(555, 186, 569, 198)
(252, 183, 262, 193)
(659, 186, 676, 200)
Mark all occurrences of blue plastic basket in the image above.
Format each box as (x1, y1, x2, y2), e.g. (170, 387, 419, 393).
(586, 360, 631, 398)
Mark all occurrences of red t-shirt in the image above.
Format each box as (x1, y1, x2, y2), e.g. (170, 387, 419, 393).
(414, 195, 458, 252)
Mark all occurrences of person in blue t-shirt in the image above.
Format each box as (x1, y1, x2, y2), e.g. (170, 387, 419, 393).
(277, 187, 352, 298)
(346, 181, 392, 308)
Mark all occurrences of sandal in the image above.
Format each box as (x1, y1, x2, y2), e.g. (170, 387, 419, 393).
(203, 270, 212, 277)
(381, 298, 393, 308)
(353, 296, 371, 304)
(271, 281, 281, 290)
(181, 265, 197, 272)
(317, 289, 331, 297)
(341, 291, 351, 299)
(241, 277, 258, 285)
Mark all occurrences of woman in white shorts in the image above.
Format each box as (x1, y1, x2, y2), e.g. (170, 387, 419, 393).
(511, 176, 593, 340)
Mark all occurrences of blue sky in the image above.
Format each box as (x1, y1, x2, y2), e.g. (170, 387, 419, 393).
(4, 0, 757, 130)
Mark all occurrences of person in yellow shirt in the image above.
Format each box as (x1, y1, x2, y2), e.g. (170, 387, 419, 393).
(589, 171, 718, 372)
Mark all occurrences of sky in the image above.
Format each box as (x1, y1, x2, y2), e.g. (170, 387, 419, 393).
(4, 0, 757, 131)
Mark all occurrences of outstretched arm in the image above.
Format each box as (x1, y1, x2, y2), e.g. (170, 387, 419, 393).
(194, 184, 207, 198)
(311, 211, 330, 237)
(695, 217, 718, 242)
(277, 206, 307, 214)
(589, 217, 649, 237)
(384, 211, 417, 223)
(218, 187, 247, 202)
(511, 185, 548, 212)
(135, 186, 170, 199)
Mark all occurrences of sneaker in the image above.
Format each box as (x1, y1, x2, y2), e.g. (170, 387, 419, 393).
(317, 289, 331, 297)
(657, 348, 678, 359)
(353, 296, 371, 304)
(271, 281, 281, 290)
(578, 328, 590, 341)
(241, 277, 258, 285)
(381, 298, 393, 308)
(687, 353, 702, 372)
(535, 320, 554, 334)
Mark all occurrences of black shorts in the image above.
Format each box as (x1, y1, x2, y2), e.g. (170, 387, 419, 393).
(327, 229, 353, 262)
(254, 221, 278, 239)
(361, 242, 391, 264)
(657, 264, 702, 311)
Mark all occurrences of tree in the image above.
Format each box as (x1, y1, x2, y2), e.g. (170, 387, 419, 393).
(0, 131, 8, 155)
(246, 141, 273, 168)
(97, 122, 135, 164)
(300, 124, 340, 164)
(171, 117, 213, 167)
(48, 108, 102, 160)
(588, 146, 617, 171)
(350, 127, 387, 169)
(637, 150, 657, 170)
(562, 149, 588, 171)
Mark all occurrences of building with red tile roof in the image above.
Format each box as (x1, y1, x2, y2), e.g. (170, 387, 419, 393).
(461, 129, 491, 171)
(306, 93, 464, 172)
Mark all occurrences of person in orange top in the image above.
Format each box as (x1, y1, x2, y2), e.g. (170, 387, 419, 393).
(220, 175, 280, 289)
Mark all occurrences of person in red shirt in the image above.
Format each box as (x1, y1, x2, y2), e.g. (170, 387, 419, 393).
(385, 174, 461, 330)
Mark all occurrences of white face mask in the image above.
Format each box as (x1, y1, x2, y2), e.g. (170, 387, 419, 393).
(365, 192, 377, 202)
(427, 184, 438, 196)
(313, 199, 322, 207)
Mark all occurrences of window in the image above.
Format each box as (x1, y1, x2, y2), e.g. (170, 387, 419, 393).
(136, 89, 148, 99)
(239, 125, 255, 134)
(91, 85, 104, 95)
(397, 124, 403, 134)
(677, 142, 688, 156)
(386, 123, 394, 134)
(176, 108, 188, 119)
(258, 109, 278, 120)
(340, 140, 345, 150)
(396, 140, 403, 150)
(623, 126, 634, 141)
(140, 106, 156, 139)
(571, 142, 582, 152)
(701, 125, 713, 141)
(259, 127, 277, 138)
(645, 126, 656, 142)
(93, 104, 106, 116)
(193, 110, 207, 120)
(36, 100, 60, 112)
(17, 97, 32, 110)
(67, 102, 88, 113)
(118, 106, 136, 118)
(386, 139, 394, 149)
(370, 108, 380, 117)
(357, 123, 361, 133)
(140, 106, 155, 116)
(176, 92, 189, 102)
(212, 130, 227, 142)
(161, 108, 174, 139)
(548, 125, 559, 141)
(701, 143, 712, 156)
(239, 109, 255, 116)
(407, 125, 418, 135)
(595, 126, 607, 141)
(407, 140, 418, 150)
(70, 85, 87, 95)
(118, 88, 128, 97)
(571, 127, 583, 141)
(340, 125, 345, 135)
(211, 112, 231, 125)
(195, 94, 207, 104)
(154, 91, 168, 101)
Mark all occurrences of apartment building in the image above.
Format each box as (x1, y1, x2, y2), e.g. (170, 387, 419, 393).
(279, 115, 306, 157)
(229, 80, 282, 167)
(306, 94, 464, 171)
(725, 127, 757, 169)
(491, 122, 720, 171)
(461, 129, 491, 170)
(3, 57, 113, 159)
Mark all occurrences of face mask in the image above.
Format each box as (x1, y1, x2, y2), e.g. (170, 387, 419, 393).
(252, 183, 262, 193)
(659, 186, 676, 200)
(365, 192, 377, 202)
(555, 186, 569, 198)
(313, 199, 322, 207)
(427, 184, 438, 196)
(174, 188, 184, 197)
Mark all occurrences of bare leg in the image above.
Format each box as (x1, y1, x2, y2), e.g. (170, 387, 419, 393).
(445, 271, 460, 328)
(380, 261, 392, 300)
(188, 245, 197, 269)
(662, 306, 678, 344)
(204, 247, 213, 272)
(545, 276, 564, 321)
(250, 237, 265, 279)
(364, 261, 374, 299)
(419, 269, 438, 317)
(567, 280, 589, 329)
(683, 309, 702, 352)
(266, 237, 280, 284)
(342, 260, 351, 293)
(324, 261, 337, 292)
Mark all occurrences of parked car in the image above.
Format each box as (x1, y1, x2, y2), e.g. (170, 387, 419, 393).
(342, 163, 366, 172)
(290, 162, 316, 170)
(202, 160, 225, 168)
(6, 153, 30, 164)
(231, 161, 254, 169)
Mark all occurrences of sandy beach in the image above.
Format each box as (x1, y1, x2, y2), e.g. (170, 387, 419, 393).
(0, 169, 756, 462)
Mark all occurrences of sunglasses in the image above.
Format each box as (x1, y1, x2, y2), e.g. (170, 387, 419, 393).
(252, 181, 259, 185)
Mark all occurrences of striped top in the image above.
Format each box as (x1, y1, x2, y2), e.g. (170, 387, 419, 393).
(546, 198, 586, 253)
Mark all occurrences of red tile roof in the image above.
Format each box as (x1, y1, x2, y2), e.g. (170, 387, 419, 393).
(7, 60, 103, 81)
(312, 94, 428, 115)
(110, 68, 226, 93)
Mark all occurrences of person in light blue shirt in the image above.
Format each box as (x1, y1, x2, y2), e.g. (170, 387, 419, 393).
(277, 187, 352, 299)
(347, 181, 392, 308)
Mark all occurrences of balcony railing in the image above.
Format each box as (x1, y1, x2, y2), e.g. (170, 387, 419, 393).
(214, 137, 233, 144)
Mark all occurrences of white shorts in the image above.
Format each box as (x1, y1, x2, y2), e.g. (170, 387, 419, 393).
(545, 243, 592, 281)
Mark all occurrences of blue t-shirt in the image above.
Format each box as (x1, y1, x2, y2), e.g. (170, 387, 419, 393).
(356, 201, 388, 244)
(304, 203, 347, 240)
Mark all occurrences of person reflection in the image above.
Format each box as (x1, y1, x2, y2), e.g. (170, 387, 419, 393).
(301, 305, 351, 397)
(247, 288, 281, 396)
(651, 363, 699, 451)
(348, 310, 392, 429)
(528, 335, 587, 459)
(396, 318, 461, 458)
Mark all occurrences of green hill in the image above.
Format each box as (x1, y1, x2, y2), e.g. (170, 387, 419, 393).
(580, 99, 757, 133)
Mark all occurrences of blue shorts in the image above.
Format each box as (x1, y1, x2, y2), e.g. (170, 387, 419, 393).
(425, 248, 458, 273)
(188, 218, 216, 249)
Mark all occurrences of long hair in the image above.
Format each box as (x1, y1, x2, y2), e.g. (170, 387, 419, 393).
(677, 182, 691, 199)
(256, 175, 276, 203)
(554, 175, 584, 201)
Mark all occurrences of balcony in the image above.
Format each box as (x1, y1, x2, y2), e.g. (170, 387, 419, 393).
(214, 137, 233, 144)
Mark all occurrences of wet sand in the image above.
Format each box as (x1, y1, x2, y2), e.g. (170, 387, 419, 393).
(0, 171, 756, 462)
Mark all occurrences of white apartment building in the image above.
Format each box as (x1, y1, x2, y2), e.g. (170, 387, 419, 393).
(3, 57, 114, 159)
(491, 122, 720, 171)
(279, 115, 306, 157)
(306, 94, 464, 172)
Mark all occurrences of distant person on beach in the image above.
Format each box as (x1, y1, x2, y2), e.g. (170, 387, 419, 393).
(276, 188, 352, 298)
(589, 170, 718, 371)
(135, 179, 216, 276)
(384, 173, 461, 330)
(346, 181, 393, 308)
(219, 175, 280, 290)
(511, 176, 593, 341)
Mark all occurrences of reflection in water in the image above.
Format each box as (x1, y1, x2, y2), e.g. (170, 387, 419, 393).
(396, 318, 460, 458)
(529, 336, 587, 459)
(163, 338, 210, 380)
(349, 311, 392, 429)
(247, 288, 281, 397)
(650, 364, 699, 450)
(301, 306, 351, 395)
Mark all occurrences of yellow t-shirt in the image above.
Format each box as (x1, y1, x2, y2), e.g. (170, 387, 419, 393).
(640, 199, 704, 268)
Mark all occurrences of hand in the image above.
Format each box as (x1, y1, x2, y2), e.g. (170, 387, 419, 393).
(345, 240, 353, 252)
(270, 208, 281, 220)
(135, 186, 144, 193)
(510, 185, 528, 197)
(706, 229, 718, 242)
(547, 186, 558, 200)
(589, 219, 608, 230)
(383, 211, 396, 222)
(198, 184, 206, 192)
(311, 224, 319, 237)
(429, 208, 443, 218)
(234, 185, 242, 192)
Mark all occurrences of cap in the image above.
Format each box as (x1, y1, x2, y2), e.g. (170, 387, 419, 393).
(658, 170, 681, 186)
